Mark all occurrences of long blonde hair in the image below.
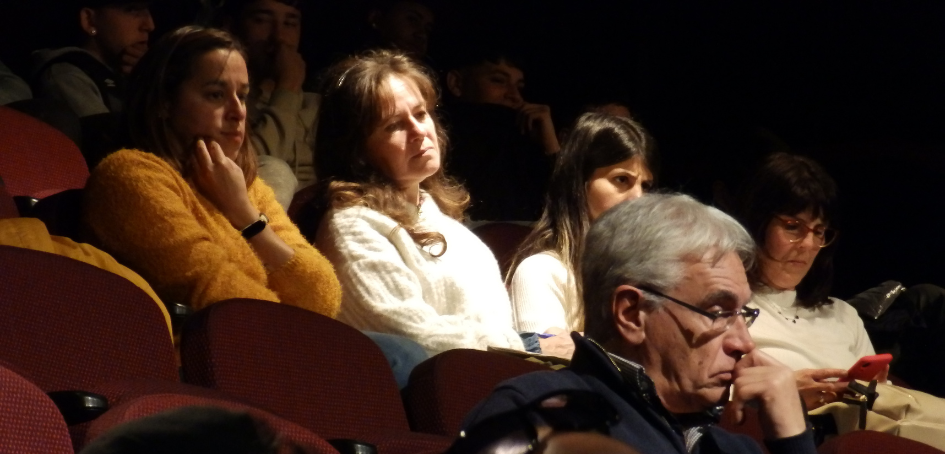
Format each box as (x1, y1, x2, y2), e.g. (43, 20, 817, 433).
(305, 50, 468, 254)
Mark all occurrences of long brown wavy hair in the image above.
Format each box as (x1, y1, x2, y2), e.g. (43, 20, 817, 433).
(124, 26, 257, 186)
(306, 50, 468, 255)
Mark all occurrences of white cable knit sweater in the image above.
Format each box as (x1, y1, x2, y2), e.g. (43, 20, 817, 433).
(315, 195, 525, 355)
(748, 288, 874, 371)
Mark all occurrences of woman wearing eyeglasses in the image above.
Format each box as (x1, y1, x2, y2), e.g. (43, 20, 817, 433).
(736, 152, 871, 409)
(740, 152, 945, 403)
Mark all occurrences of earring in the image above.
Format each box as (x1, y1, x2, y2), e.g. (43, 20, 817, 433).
(90, 27, 97, 36)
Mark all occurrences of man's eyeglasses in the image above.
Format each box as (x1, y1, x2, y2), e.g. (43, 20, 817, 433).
(637, 286, 759, 332)
(774, 215, 838, 248)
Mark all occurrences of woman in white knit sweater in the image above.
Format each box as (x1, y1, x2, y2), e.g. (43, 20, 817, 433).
(306, 50, 566, 356)
(507, 113, 656, 335)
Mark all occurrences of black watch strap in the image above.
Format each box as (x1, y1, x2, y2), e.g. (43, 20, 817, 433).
(240, 213, 269, 239)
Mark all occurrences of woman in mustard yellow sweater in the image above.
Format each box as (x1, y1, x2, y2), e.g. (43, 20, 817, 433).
(83, 26, 341, 316)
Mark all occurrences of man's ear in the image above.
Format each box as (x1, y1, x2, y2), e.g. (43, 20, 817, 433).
(612, 284, 647, 345)
(446, 70, 463, 98)
(79, 8, 97, 36)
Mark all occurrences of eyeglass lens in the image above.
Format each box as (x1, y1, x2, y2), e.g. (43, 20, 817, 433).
(780, 218, 835, 246)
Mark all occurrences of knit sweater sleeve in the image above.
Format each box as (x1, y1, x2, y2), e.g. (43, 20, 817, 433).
(83, 150, 282, 310)
(317, 206, 525, 354)
(249, 180, 341, 317)
(509, 252, 570, 333)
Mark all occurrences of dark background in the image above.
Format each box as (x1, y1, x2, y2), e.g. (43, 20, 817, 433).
(2, 0, 944, 297)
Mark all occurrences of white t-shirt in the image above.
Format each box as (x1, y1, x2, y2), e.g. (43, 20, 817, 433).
(748, 288, 875, 371)
(509, 251, 580, 333)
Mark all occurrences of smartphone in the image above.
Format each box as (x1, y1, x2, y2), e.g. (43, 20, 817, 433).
(846, 353, 893, 381)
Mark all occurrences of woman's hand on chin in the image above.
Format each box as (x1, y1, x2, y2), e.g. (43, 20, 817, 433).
(794, 368, 849, 410)
(194, 139, 257, 228)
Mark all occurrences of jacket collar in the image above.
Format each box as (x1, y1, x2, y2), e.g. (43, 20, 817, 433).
(568, 333, 724, 427)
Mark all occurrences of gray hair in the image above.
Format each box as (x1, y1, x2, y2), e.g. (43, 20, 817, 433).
(581, 193, 755, 343)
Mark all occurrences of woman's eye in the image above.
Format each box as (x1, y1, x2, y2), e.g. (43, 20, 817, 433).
(251, 14, 272, 25)
(782, 222, 801, 231)
(641, 180, 654, 191)
(414, 110, 428, 121)
(206, 91, 224, 100)
(613, 176, 629, 185)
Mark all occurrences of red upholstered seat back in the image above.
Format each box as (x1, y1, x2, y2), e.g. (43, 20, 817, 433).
(0, 363, 73, 454)
(180, 298, 411, 440)
(403, 349, 550, 436)
(0, 246, 178, 392)
(472, 222, 533, 277)
(0, 106, 88, 199)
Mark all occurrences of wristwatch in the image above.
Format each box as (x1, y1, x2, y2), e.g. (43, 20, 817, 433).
(240, 212, 269, 239)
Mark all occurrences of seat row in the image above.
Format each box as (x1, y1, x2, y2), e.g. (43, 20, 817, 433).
(0, 242, 552, 453)
(0, 99, 940, 454)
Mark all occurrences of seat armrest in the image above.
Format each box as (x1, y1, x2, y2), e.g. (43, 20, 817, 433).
(47, 390, 109, 425)
(165, 301, 193, 334)
(13, 196, 38, 216)
(328, 438, 377, 454)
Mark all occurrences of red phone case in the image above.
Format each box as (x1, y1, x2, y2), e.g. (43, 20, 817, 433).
(847, 353, 893, 381)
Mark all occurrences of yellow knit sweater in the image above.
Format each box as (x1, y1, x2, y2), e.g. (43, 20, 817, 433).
(83, 149, 341, 316)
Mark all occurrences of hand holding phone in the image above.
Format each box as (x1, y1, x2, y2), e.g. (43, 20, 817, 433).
(847, 353, 893, 381)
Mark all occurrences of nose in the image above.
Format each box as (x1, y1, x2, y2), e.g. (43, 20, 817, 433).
(506, 84, 523, 106)
(142, 10, 155, 33)
(627, 183, 645, 201)
(407, 115, 427, 140)
(798, 229, 818, 250)
(226, 95, 247, 122)
(723, 315, 755, 358)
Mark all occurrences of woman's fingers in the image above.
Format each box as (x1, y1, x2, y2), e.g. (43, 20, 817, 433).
(195, 139, 212, 170)
(207, 140, 227, 164)
(808, 368, 849, 381)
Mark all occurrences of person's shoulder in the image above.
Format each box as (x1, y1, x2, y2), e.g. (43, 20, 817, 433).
(322, 204, 399, 235)
(95, 149, 169, 173)
(521, 251, 566, 269)
(826, 296, 863, 320)
(90, 149, 182, 193)
(464, 369, 592, 424)
(494, 368, 591, 395)
(34, 48, 102, 78)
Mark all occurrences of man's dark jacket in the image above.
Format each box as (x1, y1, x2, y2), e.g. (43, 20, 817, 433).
(458, 334, 817, 454)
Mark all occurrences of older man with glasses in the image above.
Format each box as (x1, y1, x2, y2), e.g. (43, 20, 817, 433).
(454, 193, 816, 454)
